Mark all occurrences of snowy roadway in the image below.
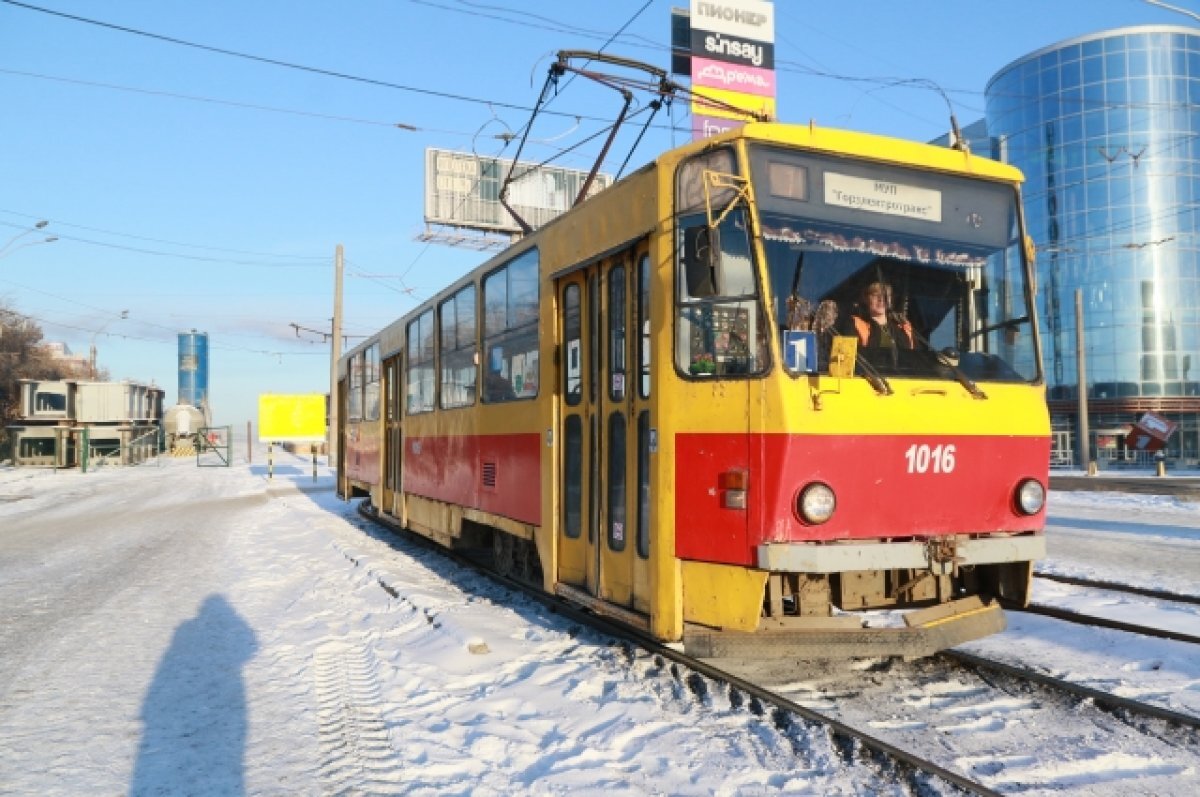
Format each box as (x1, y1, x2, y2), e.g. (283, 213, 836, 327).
(0, 452, 1197, 795)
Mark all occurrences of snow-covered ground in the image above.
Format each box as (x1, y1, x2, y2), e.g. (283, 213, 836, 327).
(0, 450, 1197, 795)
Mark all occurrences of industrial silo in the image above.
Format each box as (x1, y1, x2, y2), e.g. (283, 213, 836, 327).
(178, 330, 209, 414)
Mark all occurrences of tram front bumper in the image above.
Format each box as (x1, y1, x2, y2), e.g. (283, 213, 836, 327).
(755, 533, 1046, 574)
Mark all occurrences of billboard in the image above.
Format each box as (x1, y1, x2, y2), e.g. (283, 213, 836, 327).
(424, 148, 613, 235)
(258, 393, 326, 443)
(1125, 412, 1178, 453)
(688, 0, 776, 139)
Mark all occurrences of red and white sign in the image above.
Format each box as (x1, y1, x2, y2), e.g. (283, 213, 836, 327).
(1126, 412, 1178, 452)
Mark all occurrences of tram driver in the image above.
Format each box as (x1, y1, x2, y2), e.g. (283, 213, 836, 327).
(843, 281, 915, 350)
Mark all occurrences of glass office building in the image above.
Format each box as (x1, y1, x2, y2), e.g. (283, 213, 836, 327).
(985, 25, 1200, 466)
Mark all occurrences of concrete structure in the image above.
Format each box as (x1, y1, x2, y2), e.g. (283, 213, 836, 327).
(6, 378, 164, 467)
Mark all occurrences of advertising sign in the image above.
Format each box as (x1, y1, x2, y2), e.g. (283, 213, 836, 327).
(691, 56, 777, 94)
(691, 84, 776, 122)
(688, 0, 776, 139)
(1125, 412, 1178, 453)
(690, 0, 775, 41)
(258, 393, 327, 442)
(424, 148, 612, 234)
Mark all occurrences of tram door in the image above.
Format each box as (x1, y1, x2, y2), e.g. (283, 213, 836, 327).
(336, 377, 348, 497)
(381, 354, 403, 517)
(556, 244, 652, 613)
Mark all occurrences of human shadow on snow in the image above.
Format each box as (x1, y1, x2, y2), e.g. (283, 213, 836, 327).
(130, 594, 258, 797)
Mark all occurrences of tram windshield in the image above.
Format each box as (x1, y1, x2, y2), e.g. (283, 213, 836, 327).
(749, 145, 1041, 385)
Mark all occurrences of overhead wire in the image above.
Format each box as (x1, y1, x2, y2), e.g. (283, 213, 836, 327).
(0, 285, 326, 359)
(0, 221, 329, 269)
(392, 0, 655, 291)
(0, 212, 327, 264)
(0, 0, 616, 125)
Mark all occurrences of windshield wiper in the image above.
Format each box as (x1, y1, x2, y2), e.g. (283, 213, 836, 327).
(904, 326, 987, 399)
(854, 355, 893, 396)
(939, 350, 988, 399)
(970, 315, 1030, 340)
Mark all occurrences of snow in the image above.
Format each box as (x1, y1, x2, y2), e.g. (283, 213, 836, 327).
(1, 450, 1198, 795)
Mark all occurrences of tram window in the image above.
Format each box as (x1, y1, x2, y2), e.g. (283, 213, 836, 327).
(406, 310, 435, 414)
(440, 285, 478, 409)
(638, 254, 651, 399)
(482, 249, 540, 403)
(563, 284, 582, 406)
(608, 265, 627, 401)
(636, 410, 650, 559)
(607, 411, 627, 552)
(563, 415, 582, 539)
(385, 361, 396, 422)
(676, 209, 768, 378)
(364, 343, 381, 422)
(348, 351, 364, 421)
(588, 272, 599, 404)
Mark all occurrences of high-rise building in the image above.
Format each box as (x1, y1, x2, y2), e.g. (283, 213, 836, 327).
(984, 25, 1200, 466)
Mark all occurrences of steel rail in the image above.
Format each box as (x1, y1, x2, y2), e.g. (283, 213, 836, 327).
(356, 501, 1002, 797)
(1034, 571, 1200, 606)
(942, 649, 1200, 731)
(1019, 603, 1200, 645)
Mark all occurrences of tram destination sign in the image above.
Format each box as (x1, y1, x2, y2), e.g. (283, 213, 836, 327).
(824, 172, 943, 223)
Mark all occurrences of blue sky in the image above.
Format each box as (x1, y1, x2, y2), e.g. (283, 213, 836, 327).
(1, 0, 1194, 426)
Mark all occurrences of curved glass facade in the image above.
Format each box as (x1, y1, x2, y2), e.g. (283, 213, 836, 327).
(985, 25, 1200, 464)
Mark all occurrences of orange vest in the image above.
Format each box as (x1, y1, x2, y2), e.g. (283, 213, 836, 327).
(853, 316, 914, 348)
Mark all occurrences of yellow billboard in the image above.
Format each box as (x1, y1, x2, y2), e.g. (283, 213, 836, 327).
(691, 84, 776, 122)
(258, 393, 326, 442)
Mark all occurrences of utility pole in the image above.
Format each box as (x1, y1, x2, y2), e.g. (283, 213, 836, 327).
(1075, 289, 1093, 475)
(328, 244, 344, 466)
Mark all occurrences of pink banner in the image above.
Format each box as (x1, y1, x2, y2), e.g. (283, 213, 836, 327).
(691, 55, 776, 97)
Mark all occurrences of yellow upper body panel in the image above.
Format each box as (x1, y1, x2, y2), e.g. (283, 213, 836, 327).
(668, 121, 1025, 186)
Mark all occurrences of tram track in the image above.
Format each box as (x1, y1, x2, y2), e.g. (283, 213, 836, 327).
(1019, 603, 1200, 645)
(1034, 572, 1200, 606)
(353, 501, 1200, 794)
(940, 649, 1200, 731)
(1027, 572, 1200, 645)
(355, 501, 1001, 796)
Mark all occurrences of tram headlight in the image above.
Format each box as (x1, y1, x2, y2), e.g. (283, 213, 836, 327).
(1015, 479, 1046, 515)
(796, 482, 836, 525)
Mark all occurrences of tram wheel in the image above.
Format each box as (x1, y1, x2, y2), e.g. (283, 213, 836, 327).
(493, 531, 514, 576)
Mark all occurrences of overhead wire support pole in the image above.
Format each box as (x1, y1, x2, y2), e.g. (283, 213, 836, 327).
(615, 94, 667, 180)
(549, 51, 680, 205)
(498, 64, 563, 235)
(575, 86, 631, 206)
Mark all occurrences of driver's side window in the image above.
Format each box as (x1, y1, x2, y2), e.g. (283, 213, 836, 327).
(675, 210, 766, 377)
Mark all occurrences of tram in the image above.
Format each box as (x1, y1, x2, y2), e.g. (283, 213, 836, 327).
(338, 121, 1049, 658)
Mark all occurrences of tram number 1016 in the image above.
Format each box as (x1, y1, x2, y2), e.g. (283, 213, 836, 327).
(904, 443, 957, 474)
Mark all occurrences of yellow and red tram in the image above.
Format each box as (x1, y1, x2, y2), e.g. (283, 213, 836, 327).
(338, 121, 1049, 658)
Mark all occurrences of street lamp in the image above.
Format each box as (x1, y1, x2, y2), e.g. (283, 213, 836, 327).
(0, 220, 57, 259)
(90, 309, 129, 379)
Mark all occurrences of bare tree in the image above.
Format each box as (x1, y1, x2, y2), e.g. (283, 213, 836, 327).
(0, 302, 70, 428)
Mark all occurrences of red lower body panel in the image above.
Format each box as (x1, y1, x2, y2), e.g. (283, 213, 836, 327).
(403, 433, 541, 525)
(676, 433, 1048, 566)
(344, 425, 380, 486)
